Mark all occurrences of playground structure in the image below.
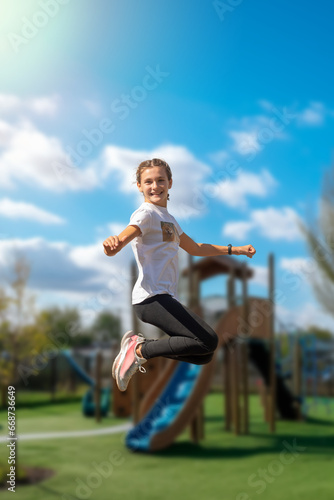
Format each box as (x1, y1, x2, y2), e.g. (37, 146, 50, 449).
(113, 253, 304, 452)
(53, 253, 333, 452)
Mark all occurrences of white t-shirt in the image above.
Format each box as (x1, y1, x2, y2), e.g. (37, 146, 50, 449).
(129, 201, 183, 305)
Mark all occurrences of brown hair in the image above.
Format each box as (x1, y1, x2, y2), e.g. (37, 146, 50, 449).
(135, 158, 172, 201)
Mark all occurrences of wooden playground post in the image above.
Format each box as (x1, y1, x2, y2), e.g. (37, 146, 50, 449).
(95, 350, 102, 423)
(231, 344, 240, 435)
(241, 262, 249, 435)
(226, 267, 241, 435)
(224, 269, 235, 431)
(223, 346, 231, 431)
(225, 270, 240, 435)
(188, 253, 205, 444)
(268, 253, 276, 432)
(225, 270, 241, 436)
(131, 260, 141, 425)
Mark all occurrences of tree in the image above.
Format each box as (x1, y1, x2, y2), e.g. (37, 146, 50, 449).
(86, 311, 121, 343)
(305, 325, 333, 341)
(0, 255, 50, 480)
(297, 165, 334, 334)
(0, 256, 50, 396)
(36, 305, 92, 348)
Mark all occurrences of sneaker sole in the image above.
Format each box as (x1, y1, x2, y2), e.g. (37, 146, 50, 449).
(116, 336, 146, 392)
(112, 331, 135, 379)
(116, 337, 139, 392)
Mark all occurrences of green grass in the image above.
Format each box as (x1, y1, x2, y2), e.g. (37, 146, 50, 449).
(4, 386, 90, 407)
(0, 392, 333, 500)
(0, 397, 126, 437)
(0, 387, 126, 436)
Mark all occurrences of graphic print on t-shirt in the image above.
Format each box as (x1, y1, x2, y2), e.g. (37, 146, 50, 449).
(161, 221, 178, 242)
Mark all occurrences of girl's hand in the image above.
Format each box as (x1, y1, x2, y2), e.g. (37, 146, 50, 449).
(103, 235, 126, 257)
(238, 244, 256, 258)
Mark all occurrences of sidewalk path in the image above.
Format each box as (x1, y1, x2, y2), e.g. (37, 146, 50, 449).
(0, 423, 132, 442)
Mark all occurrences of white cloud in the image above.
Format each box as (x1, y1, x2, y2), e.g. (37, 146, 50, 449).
(228, 110, 290, 156)
(223, 206, 302, 241)
(230, 130, 262, 156)
(250, 265, 268, 287)
(0, 119, 15, 147)
(257, 99, 274, 112)
(251, 207, 302, 240)
(260, 100, 331, 128)
(260, 99, 332, 128)
(279, 256, 325, 299)
(276, 301, 334, 334)
(0, 93, 60, 117)
(208, 149, 229, 166)
(223, 220, 255, 240)
(0, 236, 134, 326)
(280, 256, 318, 278)
(0, 119, 100, 192)
(0, 198, 66, 224)
(0, 95, 21, 114)
(28, 95, 60, 117)
(205, 168, 278, 209)
(297, 101, 326, 126)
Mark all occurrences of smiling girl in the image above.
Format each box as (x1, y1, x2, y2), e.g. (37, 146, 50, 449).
(103, 158, 256, 392)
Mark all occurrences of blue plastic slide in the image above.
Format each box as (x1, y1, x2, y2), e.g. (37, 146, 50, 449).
(126, 361, 202, 452)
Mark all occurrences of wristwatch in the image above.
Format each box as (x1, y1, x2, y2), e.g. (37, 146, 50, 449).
(228, 244, 232, 255)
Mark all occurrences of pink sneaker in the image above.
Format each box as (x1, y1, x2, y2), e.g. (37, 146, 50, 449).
(112, 330, 135, 379)
(116, 334, 147, 392)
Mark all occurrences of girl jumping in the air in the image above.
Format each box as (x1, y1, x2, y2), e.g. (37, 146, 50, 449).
(103, 158, 256, 392)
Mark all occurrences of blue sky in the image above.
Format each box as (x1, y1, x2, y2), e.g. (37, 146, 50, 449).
(0, 0, 333, 333)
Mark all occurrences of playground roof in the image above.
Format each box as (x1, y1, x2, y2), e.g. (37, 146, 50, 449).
(181, 255, 254, 281)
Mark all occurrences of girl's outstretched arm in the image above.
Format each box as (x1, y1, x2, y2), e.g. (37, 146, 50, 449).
(179, 232, 256, 258)
(103, 225, 141, 257)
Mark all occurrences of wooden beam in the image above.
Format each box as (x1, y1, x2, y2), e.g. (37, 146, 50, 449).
(241, 263, 249, 434)
(268, 253, 276, 432)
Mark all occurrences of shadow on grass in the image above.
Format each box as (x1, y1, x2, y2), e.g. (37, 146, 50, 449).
(304, 416, 334, 426)
(205, 414, 334, 425)
(149, 432, 334, 458)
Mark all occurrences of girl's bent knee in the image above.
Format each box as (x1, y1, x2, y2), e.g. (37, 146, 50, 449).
(197, 333, 218, 355)
(207, 332, 219, 353)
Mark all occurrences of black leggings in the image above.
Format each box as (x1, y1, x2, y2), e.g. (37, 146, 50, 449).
(133, 293, 219, 365)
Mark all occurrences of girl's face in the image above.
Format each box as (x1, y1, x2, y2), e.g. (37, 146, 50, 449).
(137, 166, 172, 207)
